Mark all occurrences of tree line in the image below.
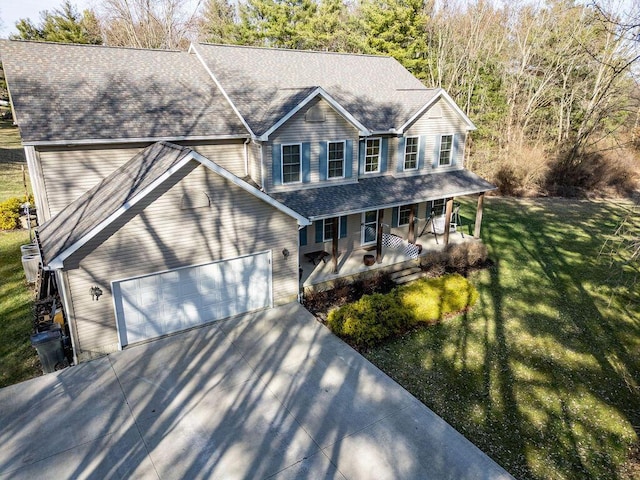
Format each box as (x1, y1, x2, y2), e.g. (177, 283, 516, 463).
(3, 0, 640, 195)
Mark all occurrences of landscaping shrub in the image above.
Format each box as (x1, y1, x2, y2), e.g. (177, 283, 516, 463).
(420, 250, 448, 276)
(0, 197, 22, 230)
(327, 274, 478, 348)
(327, 292, 413, 348)
(421, 242, 489, 276)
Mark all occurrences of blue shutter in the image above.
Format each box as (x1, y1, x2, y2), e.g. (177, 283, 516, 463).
(452, 134, 461, 166)
(427, 201, 434, 217)
(340, 216, 347, 239)
(380, 137, 388, 173)
(302, 142, 311, 183)
(345, 140, 353, 178)
(272, 144, 282, 185)
(392, 207, 399, 228)
(299, 227, 308, 246)
(319, 142, 327, 181)
(315, 220, 323, 243)
(397, 137, 405, 173)
(358, 139, 365, 176)
(418, 135, 427, 170)
(432, 135, 441, 168)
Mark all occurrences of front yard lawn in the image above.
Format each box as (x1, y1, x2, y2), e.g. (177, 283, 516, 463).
(364, 197, 639, 480)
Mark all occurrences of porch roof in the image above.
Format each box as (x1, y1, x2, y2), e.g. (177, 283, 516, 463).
(272, 169, 496, 221)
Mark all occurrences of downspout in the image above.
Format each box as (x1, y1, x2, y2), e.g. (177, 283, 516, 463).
(258, 140, 266, 191)
(53, 269, 79, 366)
(243, 138, 250, 177)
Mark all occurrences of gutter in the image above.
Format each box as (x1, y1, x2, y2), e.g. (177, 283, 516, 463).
(24, 134, 251, 148)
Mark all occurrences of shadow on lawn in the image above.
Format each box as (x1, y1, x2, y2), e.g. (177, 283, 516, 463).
(367, 198, 639, 480)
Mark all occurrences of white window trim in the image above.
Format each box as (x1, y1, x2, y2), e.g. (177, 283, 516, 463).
(403, 136, 419, 171)
(281, 142, 302, 184)
(327, 140, 346, 180)
(364, 137, 381, 174)
(322, 217, 343, 242)
(361, 210, 378, 245)
(398, 204, 413, 226)
(438, 134, 453, 167)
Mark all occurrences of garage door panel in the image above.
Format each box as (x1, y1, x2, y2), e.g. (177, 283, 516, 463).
(115, 252, 272, 347)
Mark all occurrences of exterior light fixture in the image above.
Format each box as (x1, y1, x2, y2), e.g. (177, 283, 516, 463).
(282, 248, 290, 258)
(90, 286, 103, 301)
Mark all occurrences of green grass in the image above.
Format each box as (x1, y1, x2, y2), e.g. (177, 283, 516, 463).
(0, 120, 39, 387)
(0, 230, 40, 387)
(364, 197, 639, 480)
(0, 119, 29, 202)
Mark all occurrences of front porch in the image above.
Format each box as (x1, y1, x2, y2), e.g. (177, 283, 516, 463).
(300, 226, 474, 288)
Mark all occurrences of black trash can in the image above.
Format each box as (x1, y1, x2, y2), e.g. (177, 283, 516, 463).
(30, 329, 65, 374)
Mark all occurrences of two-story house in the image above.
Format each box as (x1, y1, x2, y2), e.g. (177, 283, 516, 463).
(1, 40, 494, 362)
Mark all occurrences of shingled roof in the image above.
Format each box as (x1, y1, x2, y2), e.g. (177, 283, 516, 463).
(192, 43, 441, 135)
(272, 170, 496, 220)
(0, 40, 248, 144)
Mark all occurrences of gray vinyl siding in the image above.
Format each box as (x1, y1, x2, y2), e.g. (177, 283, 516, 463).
(404, 98, 468, 174)
(192, 141, 245, 177)
(63, 162, 298, 361)
(248, 142, 263, 187)
(266, 97, 359, 193)
(38, 146, 144, 218)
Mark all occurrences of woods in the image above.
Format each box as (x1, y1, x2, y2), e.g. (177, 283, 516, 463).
(4, 0, 640, 196)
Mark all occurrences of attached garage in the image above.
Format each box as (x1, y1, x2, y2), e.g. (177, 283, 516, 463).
(113, 251, 272, 347)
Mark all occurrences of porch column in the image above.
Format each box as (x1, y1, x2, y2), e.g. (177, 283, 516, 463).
(376, 209, 384, 263)
(408, 204, 416, 244)
(444, 197, 454, 245)
(474, 193, 485, 238)
(332, 216, 339, 274)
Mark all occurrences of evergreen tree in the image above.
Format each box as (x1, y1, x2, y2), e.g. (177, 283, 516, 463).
(11, 1, 102, 44)
(199, 0, 239, 44)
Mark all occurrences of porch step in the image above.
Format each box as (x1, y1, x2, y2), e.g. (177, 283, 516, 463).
(391, 266, 428, 285)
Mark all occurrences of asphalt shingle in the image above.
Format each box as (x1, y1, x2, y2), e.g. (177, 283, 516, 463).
(0, 40, 248, 143)
(193, 43, 439, 135)
(272, 170, 496, 220)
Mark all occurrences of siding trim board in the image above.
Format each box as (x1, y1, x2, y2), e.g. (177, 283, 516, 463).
(46, 146, 311, 269)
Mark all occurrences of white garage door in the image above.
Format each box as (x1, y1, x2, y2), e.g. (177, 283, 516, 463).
(113, 252, 271, 347)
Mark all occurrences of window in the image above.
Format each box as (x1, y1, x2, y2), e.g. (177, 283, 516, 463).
(282, 144, 301, 183)
(430, 199, 446, 217)
(323, 218, 340, 241)
(439, 135, 453, 166)
(328, 141, 344, 178)
(361, 210, 378, 245)
(398, 204, 414, 226)
(404, 137, 419, 170)
(365, 138, 381, 173)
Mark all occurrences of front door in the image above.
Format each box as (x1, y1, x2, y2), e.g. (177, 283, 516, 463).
(361, 210, 378, 245)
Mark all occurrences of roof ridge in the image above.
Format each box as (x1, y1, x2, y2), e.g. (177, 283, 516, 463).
(2, 38, 183, 53)
(196, 42, 394, 59)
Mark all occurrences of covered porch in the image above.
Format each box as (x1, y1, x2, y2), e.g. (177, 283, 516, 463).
(298, 194, 486, 287)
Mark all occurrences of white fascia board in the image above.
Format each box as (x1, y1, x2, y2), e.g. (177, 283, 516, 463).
(48, 153, 198, 268)
(25, 134, 250, 148)
(189, 43, 256, 138)
(398, 89, 477, 133)
(258, 88, 370, 141)
(190, 150, 311, 226)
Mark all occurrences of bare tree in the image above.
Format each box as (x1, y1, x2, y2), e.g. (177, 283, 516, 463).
(100, 0, 202, 49)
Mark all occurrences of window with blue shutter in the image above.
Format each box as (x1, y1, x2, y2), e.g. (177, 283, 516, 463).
(380, 137, 388, 172)
(319, 142, 327, 181)
(392, 207, 399, 228)
(299, 226, 308, 246)
(340, 216, 347, 239)
(418, 135, 427, 169)
(302, 142, 311, 182)
(315, 220, 323, 243)
(397, 137, 405, 173)
(272, 144, 282, 184)
(345, 140, 353, 178)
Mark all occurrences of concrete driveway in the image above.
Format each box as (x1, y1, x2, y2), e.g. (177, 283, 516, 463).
(0, 303, 513, 479)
